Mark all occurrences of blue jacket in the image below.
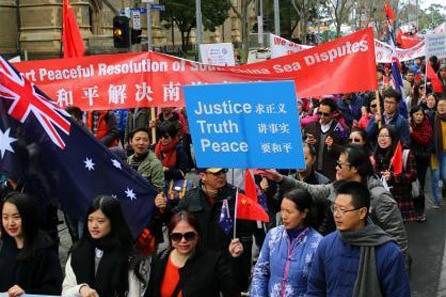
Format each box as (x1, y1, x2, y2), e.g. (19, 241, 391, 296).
(305, 231, 410, 297)
(250, 225, 322, 297)
(365, 112, 410, 146)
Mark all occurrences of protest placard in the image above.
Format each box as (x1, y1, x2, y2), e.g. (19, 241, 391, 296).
(183, 81, 305, 169)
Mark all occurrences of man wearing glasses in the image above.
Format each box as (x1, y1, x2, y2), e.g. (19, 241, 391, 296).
(305, 181, 410, 297)
(259, 146, 408, 258)
(365, 88, 410, 146)
(157, 167, 256, 292)
(302, 98, 348, 181)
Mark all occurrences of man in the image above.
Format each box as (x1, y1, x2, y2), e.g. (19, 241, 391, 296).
(365, 88, 410, 145)
(275, 143, 333, 234)
(303, 98, 348, 181)
(156, 167, 256, 291)
(405, 69, 415, 87)
(305, 181, 410, 297)
(260, 146, 408, 256)
(85, 110, 120, 147)
(127, 127, 164, 191)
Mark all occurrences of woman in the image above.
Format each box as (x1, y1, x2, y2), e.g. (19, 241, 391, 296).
(347, 128, 375, 168)
(408, 80, 430, 109)
(146, 211, 241, 297)
(357, 93, 379, 132)
(155, 121, 190, 180)
(410, 105, 433, 219)
(374, 126, 417, 222)
(250, 189, 322, 297)
(0, 192, 63, 296)
(62, 195, 146, 297)
(432, 97, 446, 207)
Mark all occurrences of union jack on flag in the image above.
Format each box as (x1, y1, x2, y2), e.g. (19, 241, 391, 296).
(0, 56, 71, 149)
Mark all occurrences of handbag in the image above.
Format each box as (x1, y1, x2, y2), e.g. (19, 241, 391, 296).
(164, 179, 193, 200)
(402, 149, 421, 198)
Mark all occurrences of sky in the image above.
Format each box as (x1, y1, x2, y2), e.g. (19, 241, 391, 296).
(420, 0, 445, 9)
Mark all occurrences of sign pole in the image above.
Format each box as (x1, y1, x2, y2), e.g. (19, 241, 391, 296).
(146, 2, 152, 52)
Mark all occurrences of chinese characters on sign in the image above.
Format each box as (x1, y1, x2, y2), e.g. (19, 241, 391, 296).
(183, 81, 305, 169)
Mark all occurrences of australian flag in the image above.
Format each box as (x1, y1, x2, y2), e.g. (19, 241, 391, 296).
(219, 199, 233, 235)
(0, 55, 157, 239)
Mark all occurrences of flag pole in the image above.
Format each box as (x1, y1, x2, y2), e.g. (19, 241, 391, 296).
(233, 188, 239, 239)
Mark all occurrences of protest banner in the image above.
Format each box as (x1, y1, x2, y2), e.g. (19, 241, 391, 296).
(269, 34, 312, 58)
(183, 81, 305, 169)
(270, 32, 425, 63)
(199, 43, 235, 66)
(426, 33, 446, 59)
(14, 27, 377, 110)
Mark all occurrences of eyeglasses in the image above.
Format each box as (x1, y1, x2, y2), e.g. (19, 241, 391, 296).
(206, 169, 228, 176)
(378, 134, 390, 138)
(336, 161, 351, 168)
(370, 104, 377, 108)
(317, 111, 331, 117)
(331, 205, 363, 215)
(170, 232, 197, 242)
(161, 134, 172, 139)
(349, 138, 362, 143)
(419, 87, 425, 90)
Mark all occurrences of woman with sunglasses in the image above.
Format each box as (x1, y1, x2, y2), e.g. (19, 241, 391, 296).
(408, 80, 430, 110)
(347, 128, 375, 169)
(250, 188, 322, 297)
(0, 192, 63, 297)
(146, 211, 240, 297)
(357, 94, 379, 131)
(374, 126, 417, 222)
(62, 195, 146, 297)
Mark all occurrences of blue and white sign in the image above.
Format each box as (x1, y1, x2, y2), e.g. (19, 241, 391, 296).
(182, 81, 305, 169)
(150, 4, 166, 11)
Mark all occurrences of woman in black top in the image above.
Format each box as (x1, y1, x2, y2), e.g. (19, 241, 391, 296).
(0, 192, 62, 296)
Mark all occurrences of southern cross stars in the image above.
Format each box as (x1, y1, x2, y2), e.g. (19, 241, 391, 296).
(84, 157, 95, 171)
(125, 188, 137, 201)
(0, 128, 17, 159)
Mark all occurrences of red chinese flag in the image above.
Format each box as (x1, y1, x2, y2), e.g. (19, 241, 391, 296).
(384, 1, 396, 22)
(427, 63, 443, 93)
(391, 141, 403, 175)
(244, 169, 257, 201)
(236, 193, 269, 222)
(63, 0, 85, 58)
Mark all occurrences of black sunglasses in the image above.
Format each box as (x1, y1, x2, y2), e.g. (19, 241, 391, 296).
(170, 232, 197, 242)
(349, 138, 362, 143)
(317, 111, 331, 117)
(370, 104, 377, 108)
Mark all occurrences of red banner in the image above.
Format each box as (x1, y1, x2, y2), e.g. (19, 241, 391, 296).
(15, 28, 377, 111)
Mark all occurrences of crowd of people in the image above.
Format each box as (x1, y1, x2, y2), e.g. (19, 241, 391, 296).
(1, 55, 446, 297)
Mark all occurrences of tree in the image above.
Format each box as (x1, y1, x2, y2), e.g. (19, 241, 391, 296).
(327, 0, 355, 37)
(160, 0, 230, 51)
(229, 0, 256, 64)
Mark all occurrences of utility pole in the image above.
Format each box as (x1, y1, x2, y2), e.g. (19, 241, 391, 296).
(274, 0, 280, 36)
(196, 0, 203, 56)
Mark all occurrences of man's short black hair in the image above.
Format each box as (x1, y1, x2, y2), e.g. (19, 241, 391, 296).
(336, 180, 370, 211)
(128, 127, 150, 140)
(383, 88, 402, 103)
(319, 98, 337, 113)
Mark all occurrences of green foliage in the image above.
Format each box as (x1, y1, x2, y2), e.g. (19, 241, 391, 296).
(160, 0, 230, 45)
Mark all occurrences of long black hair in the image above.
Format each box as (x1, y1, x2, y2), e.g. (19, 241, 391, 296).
(72, 195, 145, 283)
(282, 188, 316, 228)
(1, 192, 51, 261)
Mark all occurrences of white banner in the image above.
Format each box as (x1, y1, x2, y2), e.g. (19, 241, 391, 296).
(269, 33, 426, 63)
(426, 33, 446, 59)
(269, 34, 313, 58)
(199, 43, 235, 66)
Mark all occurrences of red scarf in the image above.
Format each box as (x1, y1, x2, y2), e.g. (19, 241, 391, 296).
(155, 138, 178, 168)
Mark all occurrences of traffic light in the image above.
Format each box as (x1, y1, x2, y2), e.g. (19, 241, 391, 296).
(113, 16, 130, 48)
